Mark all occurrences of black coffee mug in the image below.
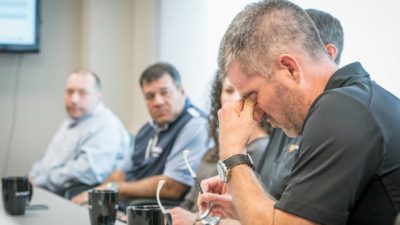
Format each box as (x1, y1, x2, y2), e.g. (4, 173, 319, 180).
(2, 176, 33, 215)
(88, 189, 118, 225)
(127, 205, 169, 225)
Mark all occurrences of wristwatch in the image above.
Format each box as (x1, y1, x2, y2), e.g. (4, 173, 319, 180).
(217, 153, 255, 183)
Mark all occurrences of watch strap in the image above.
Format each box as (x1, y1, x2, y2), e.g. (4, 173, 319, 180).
(223, 153, 255, 171)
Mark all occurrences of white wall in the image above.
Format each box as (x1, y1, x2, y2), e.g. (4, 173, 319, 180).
(82, 0, 135, 132)
(158, 0, 256, 110)
(158, 0, 210, 110)
(131, 0, 159, 131)
(158, 0, 400, 112)
(291, 0, 400, 97)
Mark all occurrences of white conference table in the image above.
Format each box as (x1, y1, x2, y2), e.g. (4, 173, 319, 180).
(0, 186, 125, 225)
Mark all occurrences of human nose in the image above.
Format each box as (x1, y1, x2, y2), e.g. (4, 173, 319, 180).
(70, 92, 80, 103)
(153, 93, 165, 105)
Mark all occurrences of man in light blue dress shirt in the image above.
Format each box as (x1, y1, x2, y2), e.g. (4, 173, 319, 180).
(29, 70, 130, 196)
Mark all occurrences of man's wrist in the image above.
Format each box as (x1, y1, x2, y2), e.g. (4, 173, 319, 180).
(106, 182, 120, 191)
(217, 153, 255, 183)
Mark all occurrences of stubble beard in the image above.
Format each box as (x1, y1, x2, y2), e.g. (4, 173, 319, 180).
(274, 81, 305, 138)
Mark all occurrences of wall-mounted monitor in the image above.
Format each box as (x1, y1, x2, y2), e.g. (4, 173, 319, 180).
(0, 0, 40, 53)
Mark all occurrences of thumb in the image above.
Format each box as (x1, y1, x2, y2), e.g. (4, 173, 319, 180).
(241, 96, 256, 117)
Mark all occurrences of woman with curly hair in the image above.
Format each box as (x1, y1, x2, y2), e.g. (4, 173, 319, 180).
(169, 72, 270, 225)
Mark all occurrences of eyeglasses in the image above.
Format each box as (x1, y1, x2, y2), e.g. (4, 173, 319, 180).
(183, 150, 217, 224)
(156, 180, 172, 225)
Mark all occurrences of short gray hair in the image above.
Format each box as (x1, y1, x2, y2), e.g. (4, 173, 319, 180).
(71, 69, 101, 91)
(218, 0, 326, 78)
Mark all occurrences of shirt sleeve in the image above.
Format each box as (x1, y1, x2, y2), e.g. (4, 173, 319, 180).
(38, 121, 130, 192)
(119, 133, 135, 173)
(275, 92, 384, 225)
(163, 117, 209, 186)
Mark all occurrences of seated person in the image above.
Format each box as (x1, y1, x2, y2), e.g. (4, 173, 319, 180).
(172, 8, 345, 225)
(169, 73, 271, 225)
(258, 8, 344, 200)
(198, 2, 400, 224)
(29, 70, 130, 196)
(72, 62, 209, 205)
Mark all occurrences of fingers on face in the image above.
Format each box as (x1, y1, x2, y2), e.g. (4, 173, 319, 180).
(242, 97, 255, 116)
(218, 99, 252, 122)
(234, 99, 245, 114)
(217, 100, 239, 119)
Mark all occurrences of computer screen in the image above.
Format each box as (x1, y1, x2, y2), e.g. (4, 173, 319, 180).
(0, 0, 40, 53)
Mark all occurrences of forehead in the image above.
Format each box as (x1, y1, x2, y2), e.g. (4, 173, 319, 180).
(226, 61, 252, 96)
(66, 74, 95, 89)
(142, 74, 176, 92)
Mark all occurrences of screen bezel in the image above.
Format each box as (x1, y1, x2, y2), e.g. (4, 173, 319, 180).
(0, 0, 40, 53)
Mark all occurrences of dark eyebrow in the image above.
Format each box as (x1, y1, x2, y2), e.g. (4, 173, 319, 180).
(144, 86, 169, 94)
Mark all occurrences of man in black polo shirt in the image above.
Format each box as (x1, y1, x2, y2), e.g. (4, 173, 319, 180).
(199, 1, 400, 224)
(258, 8, 345, 200)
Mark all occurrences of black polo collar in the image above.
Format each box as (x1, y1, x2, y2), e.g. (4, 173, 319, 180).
(324, 62, 370, 91)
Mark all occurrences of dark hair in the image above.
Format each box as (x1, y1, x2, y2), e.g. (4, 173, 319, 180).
(72, 69, 101, 91)
(204, 71, 224, 162)
(140, 62, 182, 87)
(306, 9, 344, 64)
(208, 71, 223, 147)
(218, 0, 325, 78)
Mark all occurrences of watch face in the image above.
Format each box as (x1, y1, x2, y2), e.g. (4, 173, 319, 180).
(217, 161, 226, 182)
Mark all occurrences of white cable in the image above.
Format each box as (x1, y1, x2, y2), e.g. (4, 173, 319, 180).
(183, 149, 197, 177)
(156, 179, 168, 215)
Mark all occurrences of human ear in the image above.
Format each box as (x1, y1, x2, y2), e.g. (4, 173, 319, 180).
(325, 43, 338, 62)
(278, 54, 302, 83)
(179, 86, 186, 96)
